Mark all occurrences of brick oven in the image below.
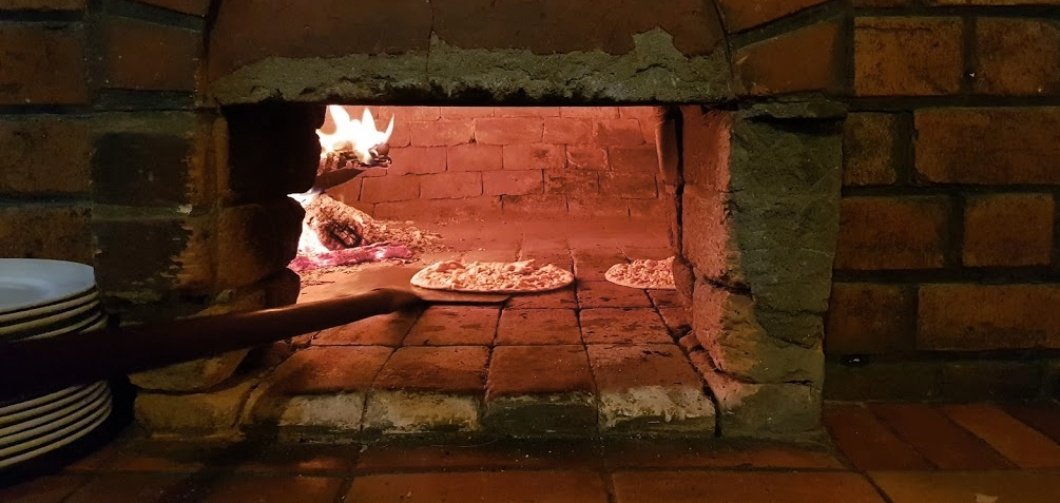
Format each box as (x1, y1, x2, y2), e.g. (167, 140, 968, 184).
(2, 0, 1057, 441)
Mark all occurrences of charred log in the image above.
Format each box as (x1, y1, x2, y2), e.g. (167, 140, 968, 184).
(303, 193, 373, 250)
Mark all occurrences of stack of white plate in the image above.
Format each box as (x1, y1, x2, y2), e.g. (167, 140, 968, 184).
(0, 259, 112, 469)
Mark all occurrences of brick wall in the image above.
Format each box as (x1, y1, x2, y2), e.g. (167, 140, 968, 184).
(324, 106, 666, 222)
(826, 4, 1060, 401)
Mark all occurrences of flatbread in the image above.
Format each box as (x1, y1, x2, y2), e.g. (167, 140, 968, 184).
(410, 260, 574, 293)
(605, 256, 677, 290)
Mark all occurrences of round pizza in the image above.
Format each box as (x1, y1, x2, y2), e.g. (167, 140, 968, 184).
(410, 260, 574, 293)
(605, 256, 677, 290)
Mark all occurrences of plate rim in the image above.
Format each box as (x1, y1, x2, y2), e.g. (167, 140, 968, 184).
(0, 259, 96, 314)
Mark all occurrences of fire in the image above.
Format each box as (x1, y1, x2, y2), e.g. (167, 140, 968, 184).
(317, 105, 394, 166)
(289, 106, 397, 258)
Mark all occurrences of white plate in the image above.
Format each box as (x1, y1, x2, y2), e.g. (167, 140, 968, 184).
(0, 399, 111, 469)
(0, 260, 96, 315)
(0, 384, 107, 438)
(0, 300, 101, 336)
(0, 385, 85, 417)
(0, 387, 110, 453)
(7, 311, 105, 343)
(0, 289, 98, 325)
(0, 382, 105, 427)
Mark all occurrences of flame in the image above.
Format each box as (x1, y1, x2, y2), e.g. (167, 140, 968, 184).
(289, 189, 330, 256)
(316, 105, 394, 165)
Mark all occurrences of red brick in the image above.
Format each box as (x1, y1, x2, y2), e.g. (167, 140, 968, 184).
(0, 25, 88, 105)
(609, 145, 659, 172)
(438, 106, 494, 118)
(716, 0, 829, 32)
(102, 17, 201, 91)
(735, 20, 842, 95)
(374, 196, 501, 221)
(566, 145, 608, 170)
(2, 0, 84, 10)
(0, 205, 91, 263)
(487, 345, 592, 396)
(361, 175, 419, 202)
(835, 196, 950, 270)
(475, 118, 543, 144)
(409, 119, 474, 146)
(826, 282, 914, 355)
(943, 404, 1060, 469)
(915, 108, 1060, 184)
(502, 143, 565, 170)
(496, 309, 581, 345)
(0, 117, 90, 195)
(918, 284, 1060, 350)
(388, 146, 446, 175)
(404, 307, 500, 346)
(593, 119, 644, 145)
(134, 0, 210, 16)
(315, 312, 419, 347)
(680, 106, 732, 191)
(496, 107, 560, 117)
(600, 172, 657, 199)
(543, 118, 594, 144)
(577, 281, 653, 309)
(963, 193, 1054, 267)
(348, 471, 608, 503)
(447, 143, 502, 172)
(975, 18, 1059, 96)
(560, 107, 619, 118)
(500, 193, 568, 218)
(264, 346, 391, 394)
(823, 403, 932, 470)
(843, 113, 900, 186)
(483, 170, 542, 196)
(545, 170, 599, 195)
(373, 346, 489, 393)
(198, 476, 344, 503)
(567, 195, 629, 218)
(419, 171, 482, 199)
(855, 17, 963, 96)
(579, 308, 671, 344)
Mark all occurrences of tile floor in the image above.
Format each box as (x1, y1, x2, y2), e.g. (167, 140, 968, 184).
(2, 402, 1058, 502)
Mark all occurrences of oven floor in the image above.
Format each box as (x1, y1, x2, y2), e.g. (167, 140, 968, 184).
(243, 218, 715, 438)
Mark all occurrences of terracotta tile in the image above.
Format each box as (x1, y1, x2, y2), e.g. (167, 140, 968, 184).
(603, 440, 844, 469)
(823, 403, 931, 471)
(1004, 404, 1060, 444)
(587, 344, 703, 391)
(572, 249, 626, 281)
(373, 346, 488, 393)
(226, 444, 361, 474)
(263, 346, 392, 394)
(504, 287, 578, 309)
(487, 345, 593, 398)
(63, 474, 195, 503)
(870, 470, 1060, 503)
(356, 440, 599, 471)
(580, 308, 671, 344)
(198, 475, 345, 503)
(576, 280, 652, 308)
(622, 246, 674, 261)
(0, 475, 88, 503)
(612, 471, 885, 502)
(100, 441, 222, 473)
(403, 307, 499, 346)
(314, 311, 419, 346)
(496, 308, 581, 345)
(942, 404, 1060, 468)
(347, 471, 608, 502)
(868, 403, 1013, 470)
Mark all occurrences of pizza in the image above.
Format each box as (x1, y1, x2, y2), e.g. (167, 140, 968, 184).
(410, 260, 574, 293)
(605, 256, 677, 290)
